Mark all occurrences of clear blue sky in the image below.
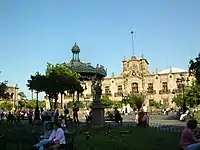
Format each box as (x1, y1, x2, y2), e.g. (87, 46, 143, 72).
(0, 0, 200, 99)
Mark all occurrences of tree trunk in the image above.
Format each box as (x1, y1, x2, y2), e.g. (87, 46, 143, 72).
(72, 93, 75, 103)
(54, 97, 58, 111)
(77, 92, 79, 102)
(49, 96, 53, 110)
(61, 93, 63, 109)
(34, 91, 40, 120)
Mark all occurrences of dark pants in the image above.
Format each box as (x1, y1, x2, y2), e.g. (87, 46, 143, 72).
(29, 116, 33, 124)
(73, 113, 79, 125)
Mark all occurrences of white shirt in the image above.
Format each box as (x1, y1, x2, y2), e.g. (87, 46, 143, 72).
(49, 128, 66, 144)
(85, 110, 90, 116)
(142, 106, 147, 112)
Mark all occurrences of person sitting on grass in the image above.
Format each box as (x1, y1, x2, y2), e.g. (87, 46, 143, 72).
(114, 108, 123, 125)
(46, 122, 66, 150)
(33, 123, 55, 150)
(180, 119, 200, 150)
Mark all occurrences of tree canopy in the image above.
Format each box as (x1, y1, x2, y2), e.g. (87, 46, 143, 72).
(0, 81, 8, 99)
(27, 63, 83, 110)
(172, 81, 200, 108)
(189, 53, 200, 83)
(101, 95, 114, 108)
(125, 93, 145, 109)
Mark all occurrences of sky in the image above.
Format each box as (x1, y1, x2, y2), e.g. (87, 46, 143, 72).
(0, 0, 200, 99)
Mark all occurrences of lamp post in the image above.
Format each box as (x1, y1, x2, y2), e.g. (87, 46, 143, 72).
(176, 74, 188, 113)
(34, 91, 40, 120)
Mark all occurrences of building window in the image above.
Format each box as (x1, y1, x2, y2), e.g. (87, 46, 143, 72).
(162, 82, 168, 91)
(105, 86, 110, 94)
(147, 83, 153, 93)
(131, 82, 138, 93)
(117, 85, 123, 94)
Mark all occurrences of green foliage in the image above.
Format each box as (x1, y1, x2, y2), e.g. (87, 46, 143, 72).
(189, 53, 200, 83)
(27, 72, 46, 93)
(125, 93, 145, 109)
(149, 99, 161, 108)
(172, 81, 200, 107)
(113, 101, 122, 108)
(172, 94, 185, 107)
(101, 96, 113, 108)
(0, 102, 13, 111)
(25, 100, 46, 109)
(0, 81, 8, 98)
(18, 92, 27, 100)
(27, 63, 83, 110)
(66, 101, 85, 108)
(18, 100, 26, 109)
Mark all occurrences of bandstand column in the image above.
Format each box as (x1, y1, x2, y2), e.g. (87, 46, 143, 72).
(91, 76, 104, 128)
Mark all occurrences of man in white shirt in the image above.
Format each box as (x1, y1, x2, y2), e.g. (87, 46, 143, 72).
(142, 104, 147, 113)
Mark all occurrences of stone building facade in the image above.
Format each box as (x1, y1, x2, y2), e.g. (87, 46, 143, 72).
(46, 54, 192, 109)
(0, 84, 19, 107)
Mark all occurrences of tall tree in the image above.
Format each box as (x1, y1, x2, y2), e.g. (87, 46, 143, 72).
(45, 63, 81, 110)
(0, 81, 8, 99)
(125, 93, 145, 110)
(27, 72, 46, 119)
(18, 92, 27, 100)
(189, 53, 200, 83)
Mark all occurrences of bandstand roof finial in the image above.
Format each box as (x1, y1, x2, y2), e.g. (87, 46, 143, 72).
(71, 42, 80, 53)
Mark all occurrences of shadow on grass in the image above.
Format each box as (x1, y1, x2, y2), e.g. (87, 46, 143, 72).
(0, 123, 181, 150)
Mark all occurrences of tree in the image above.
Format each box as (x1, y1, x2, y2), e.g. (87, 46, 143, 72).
(125, 93, 145, 110)
(149, 99, 161, 108)
(25, 99, 46, 109)
(18, 92, 27, 100)
(44, 63, 82, 110)
(189, 53, 200, 83)
(0, 81, 8, 99)
(172, 94, 185, 107)
(113, 101, 122, 108)
(67, 101, 85, 108)
(0, 102, 13, 111)
(27, 72, 46, 119)
(18, 92, 27, 109)
(172, 81, 200, 108)
(185, 81, 200, 107)
(101, 96, 113, 108)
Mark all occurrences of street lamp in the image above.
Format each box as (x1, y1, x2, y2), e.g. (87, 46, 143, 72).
(176, 74, 188, 113)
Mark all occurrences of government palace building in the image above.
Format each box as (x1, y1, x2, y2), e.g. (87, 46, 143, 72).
(46, 43, 193, 110)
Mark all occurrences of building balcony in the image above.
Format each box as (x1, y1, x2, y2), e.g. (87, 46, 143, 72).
(114, 92, 123, 97)
(147, 90, 156, 95)
(159, 89, 171, 94)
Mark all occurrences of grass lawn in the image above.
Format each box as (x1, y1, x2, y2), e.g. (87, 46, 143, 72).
(0, 122, 181, 150)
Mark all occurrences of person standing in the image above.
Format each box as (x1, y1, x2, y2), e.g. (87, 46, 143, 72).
(28, 108, 33, 124)
(64, 104, 69, 125)
(73, 103, 79, 125)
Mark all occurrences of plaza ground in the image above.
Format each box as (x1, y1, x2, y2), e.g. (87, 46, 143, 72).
(0, 122, 181, 150)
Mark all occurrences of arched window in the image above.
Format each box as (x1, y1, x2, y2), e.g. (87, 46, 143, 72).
(131, 82, 138, 93)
